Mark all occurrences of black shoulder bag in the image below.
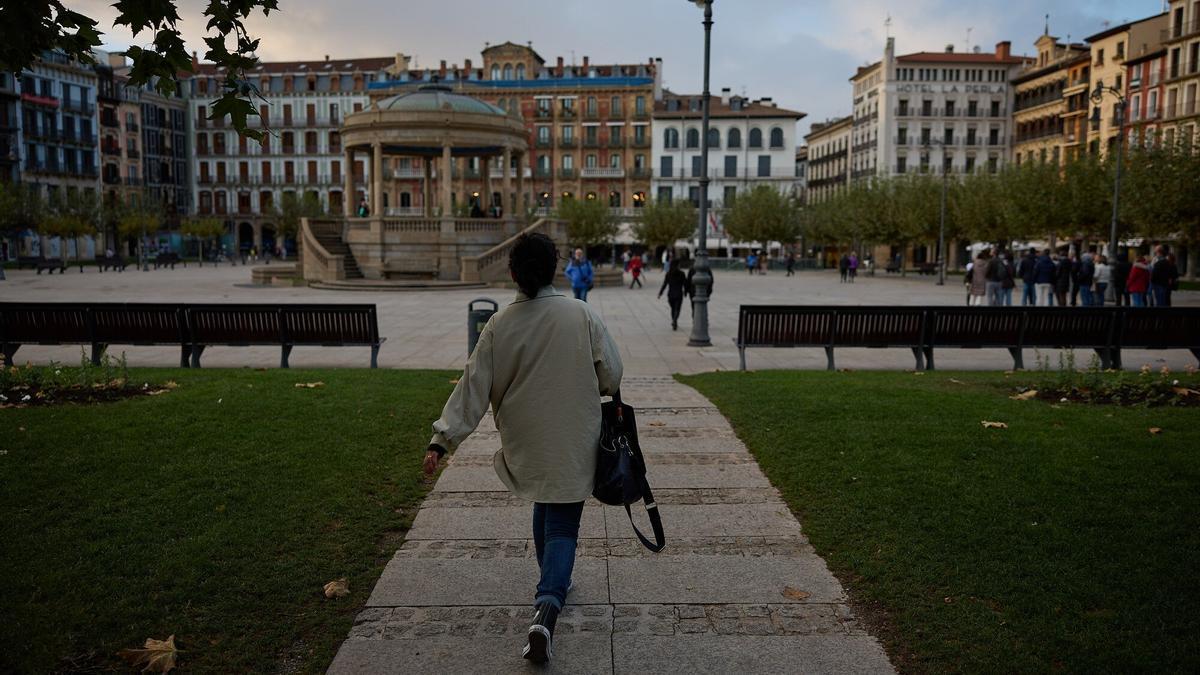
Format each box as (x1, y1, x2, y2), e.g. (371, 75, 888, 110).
(594, 390, 666, 552)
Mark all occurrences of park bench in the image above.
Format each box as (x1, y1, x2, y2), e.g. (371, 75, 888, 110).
(16, 256, 42, 270)
(916, 262, 938, 275)
(187, 304, 385, 368)
(96, 255, 128, 272)
(735, 305, 927, 371)
(35, 258, 66, 274)
(153, 252, 183, 269)
(0, 303, 93, 366)
(884, 261, 902, 274)
(736, 305, 1200, 371)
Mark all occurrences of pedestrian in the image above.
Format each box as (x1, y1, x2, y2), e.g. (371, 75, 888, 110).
(1032, 248, 1051, 306)
(1112, 251, 1132, 306)
(423, 232, 622, 664)
(1001, 252, 1016, 306)
(1126, 255, 1150, 306)
(747, 251, 758, 275)
(1150, 245, 1178, 307)
(628, 252, 643, 289)
(640, 251, 651, 275)
(1093, 254, 1111, 306)
(1077, 253, 1096, 307)
(848, 252, 859, 282)
(622, 249, 631, 273)
(1054, 251, 1073, 307)
(658, 258, 690, 331)
(661, 248, 670, 269)
(969, 250, 989, 306)
(838, 253, 849, 283)
(1068, 252, 1082, 306)
(1017, 248, 1038, 306)
(564, 247, 594, 302)
(1165, 253, 1180, 306)
(785, 251, 796, 277)
(984, 248, 1006, 306)
(357, 199, 370, 217)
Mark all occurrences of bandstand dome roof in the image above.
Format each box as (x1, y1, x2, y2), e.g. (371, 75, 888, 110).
(373, 84, 506, 116)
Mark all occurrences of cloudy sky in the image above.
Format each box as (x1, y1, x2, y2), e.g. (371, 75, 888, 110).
(79, 0, 1161, 137)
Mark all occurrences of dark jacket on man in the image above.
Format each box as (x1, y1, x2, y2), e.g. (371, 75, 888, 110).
(1017, 253, 1037, 284)
(1034, 255, 1056, 284)
(1054, 258, 1073, 292)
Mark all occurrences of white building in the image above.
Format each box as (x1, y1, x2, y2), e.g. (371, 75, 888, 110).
(849, 39, 1032, 180)
(650, 89, 803, 253)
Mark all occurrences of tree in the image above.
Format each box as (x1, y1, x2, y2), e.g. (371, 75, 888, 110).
(0, 183, 44, 242)
(722, 186, 801, 249)
(181, 217, 226, 258)
(274, 192, 325, 240)
(632, 199, 695, 252)
(559, 197, 618, 249)
(0, 1, 278, 139)
(42, 192, 98, 265)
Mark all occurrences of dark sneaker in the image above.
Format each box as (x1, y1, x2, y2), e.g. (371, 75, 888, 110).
(522, 602, 559, 663)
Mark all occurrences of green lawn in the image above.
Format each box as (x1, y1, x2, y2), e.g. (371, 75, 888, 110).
(679, 370, 1200, 674)
(0, 368, 453, 673)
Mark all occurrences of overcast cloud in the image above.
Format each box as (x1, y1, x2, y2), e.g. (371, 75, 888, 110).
(76, 0, 1160, 138)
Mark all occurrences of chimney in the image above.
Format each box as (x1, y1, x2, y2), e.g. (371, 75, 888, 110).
(556, 55, 564, 76)
(191, 50, 199, 70)
(945, 44, 955, 53)
(324, 54, 330, 62)
(721, 87, 731, 105)
(439, 59, 447, 77)
(582, 55, 589, 70)
(995, 41, 1011, 60)
(464, 58, 472, 72)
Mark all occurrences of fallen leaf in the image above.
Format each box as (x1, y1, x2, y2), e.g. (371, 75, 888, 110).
(163, 381, 179, 389)
(911, 371, 925, 376)
(1010, 390, 1038, 401)
(1149, 427, 1163, 435)
(981, 421, 1008, 429)
(1171, 387, 1199, 397)
(17, 426, 25, 432)
(147, 390, 170, 396)
(449, 378, 460, 384)
(944, 596, 954, 603)
(117, 634, 179, 673)
(647, 421, 666, 427)
(295, 382, 325, 389)
(781, 586, 810, 601)
(324, 578, 350, 598)
(948, 378, 966, 385)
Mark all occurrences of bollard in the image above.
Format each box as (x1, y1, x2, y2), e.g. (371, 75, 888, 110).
(467, 298, 498, 356)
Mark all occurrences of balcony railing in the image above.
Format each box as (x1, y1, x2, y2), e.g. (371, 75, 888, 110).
(580, 166, 625, 178)
(1162, 100, 1199, 120)
(535, 168, 553, 179)
(560, 108, 576, 119)
(583, 137, 600, 148)
(127, 148, 140, 159)
(62, 100, 94, 115)
(630, 167, 652, 179)
(1162, 19, 1200, 42)
(559, 168, 577, 179)
(535, 138, 552, 148)
(101, 116, 120, 128)
(536, 108, 552, 118)
(101, 144, 121, 156)
(559, 137, 577, 148)
(607, 137, 625, 148)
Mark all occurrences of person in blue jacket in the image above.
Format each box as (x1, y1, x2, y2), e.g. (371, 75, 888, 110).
(564, 248, 594, 302)
(1033, 248, 1057, 306)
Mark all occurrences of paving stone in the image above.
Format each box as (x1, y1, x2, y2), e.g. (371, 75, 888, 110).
(611, 635, 895, 675)
(329, 634, 613, 674)
(608, 554, 845, 605)
(408, 505, 606, 540)
(607, 503, 801, 539)
(431, 466, 508, 492)
(642, 463, 772, 489)
(367, 557, 608, 607)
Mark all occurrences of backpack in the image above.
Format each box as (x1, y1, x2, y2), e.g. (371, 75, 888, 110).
(594, 391, 666, 552)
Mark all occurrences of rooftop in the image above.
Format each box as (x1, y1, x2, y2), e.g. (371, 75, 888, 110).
(654, 91, 804, 120)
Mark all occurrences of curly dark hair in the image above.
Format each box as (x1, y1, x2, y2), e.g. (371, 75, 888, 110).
(509, 233, 559, 298)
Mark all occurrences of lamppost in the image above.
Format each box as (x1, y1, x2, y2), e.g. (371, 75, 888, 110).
(686, 0, 714, 347)
(1090, 83, 1126, 264)
(920, 139, 949, 285)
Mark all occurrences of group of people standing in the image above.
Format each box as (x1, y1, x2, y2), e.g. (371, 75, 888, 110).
(984, 244, 1183, 308)
(838, 253, 860, 283)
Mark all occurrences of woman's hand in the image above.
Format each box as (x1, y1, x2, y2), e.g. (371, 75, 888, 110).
(423, 449, 441, 477)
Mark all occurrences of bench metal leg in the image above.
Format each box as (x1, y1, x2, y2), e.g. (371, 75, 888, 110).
(924, 347, 935, 371)
(2, 344, 18, 367)
(91, 343, 107, 366)
(1093, 347, 1111, 370)
(1008, 348, 1024, 371)
(824, 346, 835, 371)
(179, 345, 191, 368)
(738, 347, 746, 371)
(1111, 348, 1123, 370)
(911, 347, 924, 371)
(281, 344, 293, 369)
(191, 344, 205, 368)
(370, 344, 381, 369)
(1191, 349, 1200, 368)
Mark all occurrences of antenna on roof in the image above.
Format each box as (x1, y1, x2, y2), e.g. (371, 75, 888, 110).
(884, 14, 892, 39)
(965, 26, 973, 53)
(1044, 13, 1050, 36)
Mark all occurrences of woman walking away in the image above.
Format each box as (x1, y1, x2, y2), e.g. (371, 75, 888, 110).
(1093, 255, 1111, 306)
(838, 253, 849, 282)
(1126, 255, 1151, 307)
(423, 233, 623, 664)
(659, 258, 691, 331)
(1034, 249, 1056, 306)
(848, 252, 859, 282)
(628, 253, 644, 288)
(968, 250, 989, 306)
(1054, 251, 1073, 307)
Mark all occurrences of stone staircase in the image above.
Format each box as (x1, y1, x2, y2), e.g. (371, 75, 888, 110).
(309, 223, 363, 279)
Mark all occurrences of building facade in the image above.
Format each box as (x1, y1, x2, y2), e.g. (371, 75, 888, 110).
(650, 88, 803, 210)
(802, 116, 851, 203)
(1084, 13, 1168, 155)
(135, 77, 191, 221)
(793, 145, 808, 202)
(1124, 48, 1169, 144)
(96, 53, 144, 211)
(0, 72, 19, 185)
(1162, 0, 1200, 145)
(850, 39, 1031, 181)
(18, 51, 99, 204)
(1011, 33, 1089, 165)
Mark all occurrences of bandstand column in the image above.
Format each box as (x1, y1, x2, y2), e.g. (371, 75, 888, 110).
(481, 156, 492, 213)
(515, 151, 525, 215)
(440, 145, 453, 217)
(371, 142, 383, 218)
(501, 147, 513, 218)
(423, 157, 434, 217)
(342, 147, 353, 217)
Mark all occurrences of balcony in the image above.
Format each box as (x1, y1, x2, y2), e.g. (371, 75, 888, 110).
(535, 167, 553, 179)
(580, 166, 625, 178)
(103, 173, 121, 185)
(101, 115, 120, 128)
(127, 148, 140, 159)
(560, 108, 576, 119)
(21, 93, 59, 108)
(102, 143, 121, 156)
(607, 137, 625, 148)
(631, 137, 650, 148)
(559, 168, 577, 179)
(27, 127, 60, 142)
(535, 138, 552, 149)
(582, 137, 600, 148)
(633, 109, 649, 120)
(126, 122, 139, 132)
(894, 108, 911, 117)
(536, 108, 552, 118)
(559, 137, 577, 148)
(63, 100, 95, 115)
(583, 109, 599, 120)
(630, 167, 652, 179)
(1161, 20, 1200, 43)
(125, 177, 142, 186)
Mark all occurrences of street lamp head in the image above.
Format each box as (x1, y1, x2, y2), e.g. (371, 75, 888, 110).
(1090, 82, 1104, 104)
(688, 0, 710, 7)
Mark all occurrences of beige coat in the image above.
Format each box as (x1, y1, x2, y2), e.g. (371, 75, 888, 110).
(429, 286, 623, 502)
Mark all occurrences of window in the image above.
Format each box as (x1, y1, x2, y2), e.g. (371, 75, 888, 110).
(686, 128, 700, 148)
(561, 155, 574, 170)
(921, 99, 933, 116)
(611, 96, 622, 115)
(660, 155, 673, 178)
(688, 186, 700, 206)
(586, 96, 597, 116)
(896, 156, 907, 173)
(920, 128, 931, 144)
(769, 127, 784, 148)
(516, 64, 526, 80)
(609, 191, 621, 207)
(727, 128, 741, 148)
(691, 155, 702, 177)
(537, 126, 550, 143)
(502, 64, 513, 80)
(897, 127, 908, 144)
(707, 127, 720, 148)
(989, 100, 1001, 117)
(609, 154, 621, 169)
(561, 125, 574, 142)
(945, 100, 955, 117)
(988, 156, 998, 173)
(664, 127, 679, 149)
(757, 155, 771, 177)
(585, 154, 598, 168)
(724, 155, 737, 178)
(635, 96, 645, 115)
(723, 185, 737, 206)
(943, 128, 953, 144)
(657, 186, 673, 202)
(965, 156, 975, 173)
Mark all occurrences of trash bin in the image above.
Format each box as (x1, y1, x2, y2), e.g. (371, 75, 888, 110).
(467, 298, 498, 356)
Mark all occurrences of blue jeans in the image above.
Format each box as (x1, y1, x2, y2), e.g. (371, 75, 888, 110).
(1150, 284, 1169, 307)
(1079, 285, 1094, 307)
(1021, 282, 1036, 306)
(1094, 283, 1107, 306)
(572, 286, 589, 302)
(533, 501, 584, 610)
(1131, 292, 1146, 307)
(1002, 287, 1014, 306)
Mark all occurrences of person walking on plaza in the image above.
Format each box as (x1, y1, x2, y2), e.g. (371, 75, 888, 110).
(1018, 248, 1037, 306)
(628, 252, 644, 289)
(564, 248, 594, 302)
(1112, 251, 1132, 306)
(984, 249, 1007, 306)
(1068, 252, 1082, 307)
(848, 252, 859, 282)
(1126, 255, 1151, 306)
(1034, 248, 1056, 306)
(838, 253, 849, 283)
(1077, 253, 1096, 307)
(747, 251, 758, 275)
(1054, 251, 1073, 307)
(785, 251, 796, 277)
(423, 232, 623, 665)
(1000, 252, 1016, 306)
(658, 258, 691, 331)
(1150, 245, 1179, 307)
(969, 250, 990, 306)
(1093, 254, 1111, 306)
(621, 248, 631, 273)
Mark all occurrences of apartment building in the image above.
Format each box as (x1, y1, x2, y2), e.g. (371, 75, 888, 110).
(18, 51, 100, 203)
(794, 146, 808, 203)
(0, 73, 18, 185)
(850, 38, 1031, 181)
(1011, 32, 1089, 165)
(803, 116, 851, 203)
(135, 76, 191, 221)
(1124, 48, 1169, 144)
(1161, 0, 1200, 145)
(95, 52, 143, 209)
(1084, 13, 1168, 155)
(650, 88, 804, 209)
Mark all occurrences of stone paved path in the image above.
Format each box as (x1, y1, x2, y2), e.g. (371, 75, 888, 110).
(327, 377, 895, 674)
